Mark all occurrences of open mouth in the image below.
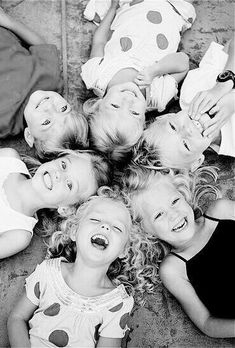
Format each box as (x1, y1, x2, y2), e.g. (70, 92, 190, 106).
(91, 234, 109, 250)
(172, 218, 187, 232)
(43, 171, 53, 190)
(36, 96, 50, 109)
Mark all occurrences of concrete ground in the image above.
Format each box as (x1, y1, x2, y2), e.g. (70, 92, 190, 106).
(0, 0, 235, 347)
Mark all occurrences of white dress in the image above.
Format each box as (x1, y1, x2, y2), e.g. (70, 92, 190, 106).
(180, 41, 235, 158)
(0, 156, 37, 235)
(26, 258, 134, 348)
(82, 0, 196, 112)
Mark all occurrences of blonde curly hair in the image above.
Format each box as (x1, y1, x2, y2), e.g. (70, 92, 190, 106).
(46, 186, 159, 305)
(122, 164, 221, 256)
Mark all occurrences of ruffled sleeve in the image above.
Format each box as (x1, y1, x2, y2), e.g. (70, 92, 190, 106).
(99, 295, 134, 338)
(168, 0, 196, 30)
(25, 261, 47, 306)
(81, 57, 105, 96)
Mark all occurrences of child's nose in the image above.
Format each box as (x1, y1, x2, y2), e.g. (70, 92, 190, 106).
(169, 208, 179, 221)
(100, 224, 110, 232)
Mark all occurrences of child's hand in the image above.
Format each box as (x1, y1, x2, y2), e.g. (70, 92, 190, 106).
(134, 65, 158, 88)
(188, 83, 232, 120)
(199, 91, 235, 138)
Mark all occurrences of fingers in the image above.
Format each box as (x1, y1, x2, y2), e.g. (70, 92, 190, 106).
(203, 121, 220, 139)
(208, 103, 220, 116)
(188, 92, 206, 119)
(200, 98, 216, 114)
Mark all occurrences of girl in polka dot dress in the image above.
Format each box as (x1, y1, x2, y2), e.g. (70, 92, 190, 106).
(81, 0, 195, 163)
(8, 188, 158, 348)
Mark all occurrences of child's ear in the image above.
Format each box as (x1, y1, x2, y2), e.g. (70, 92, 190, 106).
(83, 97, 101, 116)
(24, 127, 35, 148)
(190, 154, 205, 172)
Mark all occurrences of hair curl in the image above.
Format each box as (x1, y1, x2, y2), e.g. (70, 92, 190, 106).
(122, 164, 221, 256)
(46, 186, 160, 305)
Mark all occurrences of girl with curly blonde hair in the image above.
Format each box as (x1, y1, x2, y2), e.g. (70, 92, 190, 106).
(8, 187, 158, 348)
(123, 165, 235, 338)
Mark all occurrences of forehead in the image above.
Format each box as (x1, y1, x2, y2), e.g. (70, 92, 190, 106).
(67, 154, 97, 197)
(139, 180, 178, 214)
(86, 198, 131, 224)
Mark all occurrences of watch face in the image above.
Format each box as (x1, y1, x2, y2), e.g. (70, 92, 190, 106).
(217, 70, 235, 83)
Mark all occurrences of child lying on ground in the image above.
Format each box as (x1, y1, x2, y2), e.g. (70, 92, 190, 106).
(81, 0, 195, 163)
(124, 165, 235, 337)
(134, 36, 235, 171)
(0, 7, 88, 158)
(8, 187, 158, 347)
(0, 147, 111, 259)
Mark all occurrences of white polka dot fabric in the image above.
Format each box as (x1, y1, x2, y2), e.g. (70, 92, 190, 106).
(25, 258, 134, 347)
(81, 0, 196, 111)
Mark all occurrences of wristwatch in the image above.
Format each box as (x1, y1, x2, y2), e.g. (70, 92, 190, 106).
(216, 70, 235, 88)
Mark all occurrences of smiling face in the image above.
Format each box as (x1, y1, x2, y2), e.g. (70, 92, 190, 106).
(136, 177, 195, 247)
(32, 153, 97, 209)
(75, 198, 131, 266)
(144, 110, 212, 170)
(100, 82, 146, 126)
(24, 91, 75, 149)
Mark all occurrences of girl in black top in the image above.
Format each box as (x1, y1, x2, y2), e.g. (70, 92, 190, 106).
(124, 166, 235, 338)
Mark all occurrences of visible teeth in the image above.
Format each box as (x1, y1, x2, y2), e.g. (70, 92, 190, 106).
(192, 119, 203, 134)
(173, 218, 187, 232)
(43, 172, 52, 190)
(36, 97, 49, 109)
(91, 234, 109, 250)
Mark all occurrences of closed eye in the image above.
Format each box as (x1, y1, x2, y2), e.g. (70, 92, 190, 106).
(41, 119, 51, 126)
(131, 111, 140, 116)
(172, 198, 180, 205)
(114, 226, 123, 233)
(90, 218, 100, 222)
(169, 122, 176, 131)
(183, 140, 190, 151)
(111, 104, 120, 109)
(154, 212, 164, 220)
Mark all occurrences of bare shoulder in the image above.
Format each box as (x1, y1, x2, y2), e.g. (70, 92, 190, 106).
(160, 254, 183, 283)
(206, 198, 235, 220)
(0, 148, 20, 159)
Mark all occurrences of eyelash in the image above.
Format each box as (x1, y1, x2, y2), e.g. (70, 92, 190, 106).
(172, 198, 180, 205)
(111, 104, 119, 109)
(67, 181, 72, 191)
(60, 105, 68, 112)
(114, 226, 122, 233)
(131, 111, 140, 116)
(61, 160, 67, 170)
(170, 123, 176, 131)
(90, 218, 100, 222)
(155, 212, 164, 220)
(183, 140, 190, 151)
(42, 119, 50, 126)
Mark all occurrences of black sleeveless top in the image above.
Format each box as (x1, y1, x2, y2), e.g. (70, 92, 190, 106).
(171, 215, 235, 318)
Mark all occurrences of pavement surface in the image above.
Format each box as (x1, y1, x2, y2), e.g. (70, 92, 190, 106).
(0, 1, 235, 347)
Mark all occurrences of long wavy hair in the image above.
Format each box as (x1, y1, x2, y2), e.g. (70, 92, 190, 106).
(122, 164, 221, 256)
(46, 186, 159, 305)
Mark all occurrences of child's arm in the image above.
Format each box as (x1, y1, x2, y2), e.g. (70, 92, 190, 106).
(90, 0, 119, 58)
(97, 337, 122, 348)
(134, 52, 189, 88)
(206, 198, 235, 221)
(0, 230, 32, 259)
(200, 90, 235, 138)
(7, 290, 38, 348)
(189, 34, 235, 118)
(0, 7, 45, 45)
(160, 258, 235, 337)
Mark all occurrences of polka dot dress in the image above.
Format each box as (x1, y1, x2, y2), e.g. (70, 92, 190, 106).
(25, 258, 134, 347)
(81, 0, 196, 108)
